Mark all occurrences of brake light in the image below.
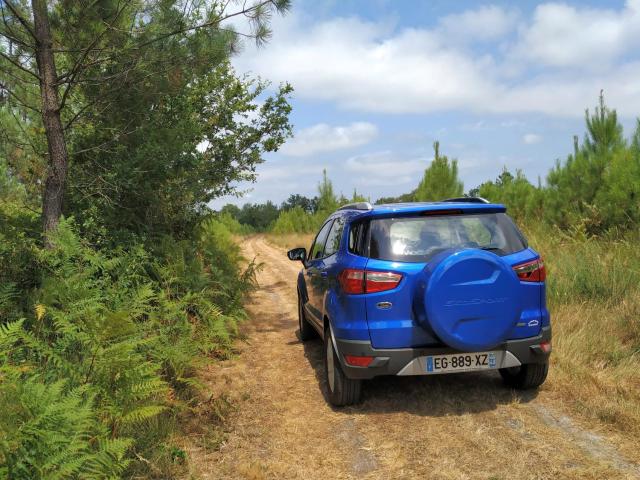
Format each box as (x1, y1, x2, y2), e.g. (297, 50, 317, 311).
(420, 209, 463, 216)
(513, 258, 546, 282)
(338, 269, 403, 294)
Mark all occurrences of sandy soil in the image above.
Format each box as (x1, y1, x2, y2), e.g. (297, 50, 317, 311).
(183, 236, 640, 480)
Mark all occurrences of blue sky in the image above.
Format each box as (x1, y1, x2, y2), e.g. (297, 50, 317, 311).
(213, 0, 640, 208)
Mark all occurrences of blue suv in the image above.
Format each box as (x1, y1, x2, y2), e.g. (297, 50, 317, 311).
(287, 199, 551, 406)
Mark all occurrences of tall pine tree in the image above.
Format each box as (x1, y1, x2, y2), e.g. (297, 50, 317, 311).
(414, 141, 463, 201)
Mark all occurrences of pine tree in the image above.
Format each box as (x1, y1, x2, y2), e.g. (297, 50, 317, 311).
(317, 169, 339, 213)
(545, 93, 634, 231)
(414, 141, 463, 201)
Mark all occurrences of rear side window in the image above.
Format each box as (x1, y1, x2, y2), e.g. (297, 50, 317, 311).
(309, 220, 333, 260)
(324, 217, 345, 257)
(369, 213, 526, 263)
(348, 222, 360, 253)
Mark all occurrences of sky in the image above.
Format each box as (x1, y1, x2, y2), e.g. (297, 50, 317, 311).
(212, 0, 640, 208)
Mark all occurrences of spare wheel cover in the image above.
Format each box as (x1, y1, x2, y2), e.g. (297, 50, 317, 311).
(425, 249, 521, 352)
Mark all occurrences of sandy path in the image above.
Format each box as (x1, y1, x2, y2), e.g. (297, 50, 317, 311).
(185, 236, 640, 480)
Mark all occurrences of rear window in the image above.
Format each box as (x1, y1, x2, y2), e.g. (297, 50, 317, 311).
(369, 213, 526, 263)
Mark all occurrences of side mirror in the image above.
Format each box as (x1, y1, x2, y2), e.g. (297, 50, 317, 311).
(287, 247, 307, 263)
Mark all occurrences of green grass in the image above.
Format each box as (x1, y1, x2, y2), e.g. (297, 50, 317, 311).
(524, 224, 640, 436)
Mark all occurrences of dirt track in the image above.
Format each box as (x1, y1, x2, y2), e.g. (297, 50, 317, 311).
(185, 236, 640, 480)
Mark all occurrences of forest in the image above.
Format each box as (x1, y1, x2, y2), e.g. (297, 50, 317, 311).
(1, 0, 640, 478)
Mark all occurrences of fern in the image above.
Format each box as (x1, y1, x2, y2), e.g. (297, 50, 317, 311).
(1, 216, 253, 477)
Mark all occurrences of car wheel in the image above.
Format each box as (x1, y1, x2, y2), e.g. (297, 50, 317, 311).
(324, 326, 362, 406)
(499, 361, 549, 389)
(298, 292, 316, 341)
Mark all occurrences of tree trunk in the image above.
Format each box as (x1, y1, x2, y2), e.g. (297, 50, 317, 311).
(32, 0, 68, 246)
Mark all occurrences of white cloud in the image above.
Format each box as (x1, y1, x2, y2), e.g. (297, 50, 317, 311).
(257, 163, 323, 182)
(523, 133, 542, 144)
(345, 151, 428, 187)
(438, 5, 518, 42)
(512, 1, 640, 69)
(233, 14, 499, 114)
(280, 122, 378, 156)
(233, 3, 640, 118)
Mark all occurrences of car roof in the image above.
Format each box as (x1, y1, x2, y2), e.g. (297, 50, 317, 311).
(332, 200, 507, 221)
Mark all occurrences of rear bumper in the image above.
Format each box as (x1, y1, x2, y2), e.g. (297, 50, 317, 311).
(335, 326, 552, 380)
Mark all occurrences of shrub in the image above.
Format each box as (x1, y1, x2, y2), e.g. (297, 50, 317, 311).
(0, 218, 253, 478)
(271, 206, 323, 234)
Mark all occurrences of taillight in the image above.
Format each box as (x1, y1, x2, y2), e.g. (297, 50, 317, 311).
(338, 269, 402, 294)
(338, 269, 365, 294)
(513, 258, 546, 282)
(365, 271, 403, 293)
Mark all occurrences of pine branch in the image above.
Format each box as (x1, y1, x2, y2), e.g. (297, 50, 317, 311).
(0, 80, 39, 112)
(2, 0, 37, 41)
(135, 0, 284, 50)
(58, 0, 129, 111)
(0, 6, 36, 51)
(0, 50, 40, 80)
(0, 62, 38, 85)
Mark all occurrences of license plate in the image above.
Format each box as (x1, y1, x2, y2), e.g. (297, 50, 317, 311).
(425, 352, 497, 374)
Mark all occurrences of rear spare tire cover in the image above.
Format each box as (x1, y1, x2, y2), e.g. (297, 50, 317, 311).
(425, 249, 521, 352)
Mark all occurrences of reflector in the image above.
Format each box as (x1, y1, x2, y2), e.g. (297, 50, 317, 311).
(344, 355, 374, 367)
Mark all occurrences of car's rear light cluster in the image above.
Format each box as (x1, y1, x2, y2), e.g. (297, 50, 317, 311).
(513, 258, 546, 282)
(338, 269, 403, 294)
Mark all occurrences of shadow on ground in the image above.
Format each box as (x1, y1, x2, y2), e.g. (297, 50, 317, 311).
(301, 334, 539, 416)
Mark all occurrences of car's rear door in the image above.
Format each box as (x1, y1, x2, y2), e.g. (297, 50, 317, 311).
(316, 216, 346, 310)
(304, 219, 333, 326)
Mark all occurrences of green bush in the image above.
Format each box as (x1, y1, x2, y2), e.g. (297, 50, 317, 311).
(0, 218, 253, 478)
(216, 212, 254, 235)
(271, 206, 323, 234)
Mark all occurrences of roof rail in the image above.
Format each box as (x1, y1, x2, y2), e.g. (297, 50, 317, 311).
(443, 197, 490, 204)
(337, 201, 373, 211)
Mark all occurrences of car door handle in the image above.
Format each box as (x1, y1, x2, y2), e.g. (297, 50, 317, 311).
(320, 271, 328, 277)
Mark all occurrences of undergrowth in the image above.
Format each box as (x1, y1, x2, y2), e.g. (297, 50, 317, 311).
(0, 216, 255, 479)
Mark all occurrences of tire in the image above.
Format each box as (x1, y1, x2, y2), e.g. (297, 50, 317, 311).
(499, 361, 549, 389)
(324, 326, 362, 406)
(298, 292, 316, 341)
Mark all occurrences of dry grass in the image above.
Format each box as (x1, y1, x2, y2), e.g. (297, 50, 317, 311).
(546, 297, 640, 437)
(524, 226, 640, 441)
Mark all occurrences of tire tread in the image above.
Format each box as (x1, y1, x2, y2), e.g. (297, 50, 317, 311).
(324, 328, 362, 406)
